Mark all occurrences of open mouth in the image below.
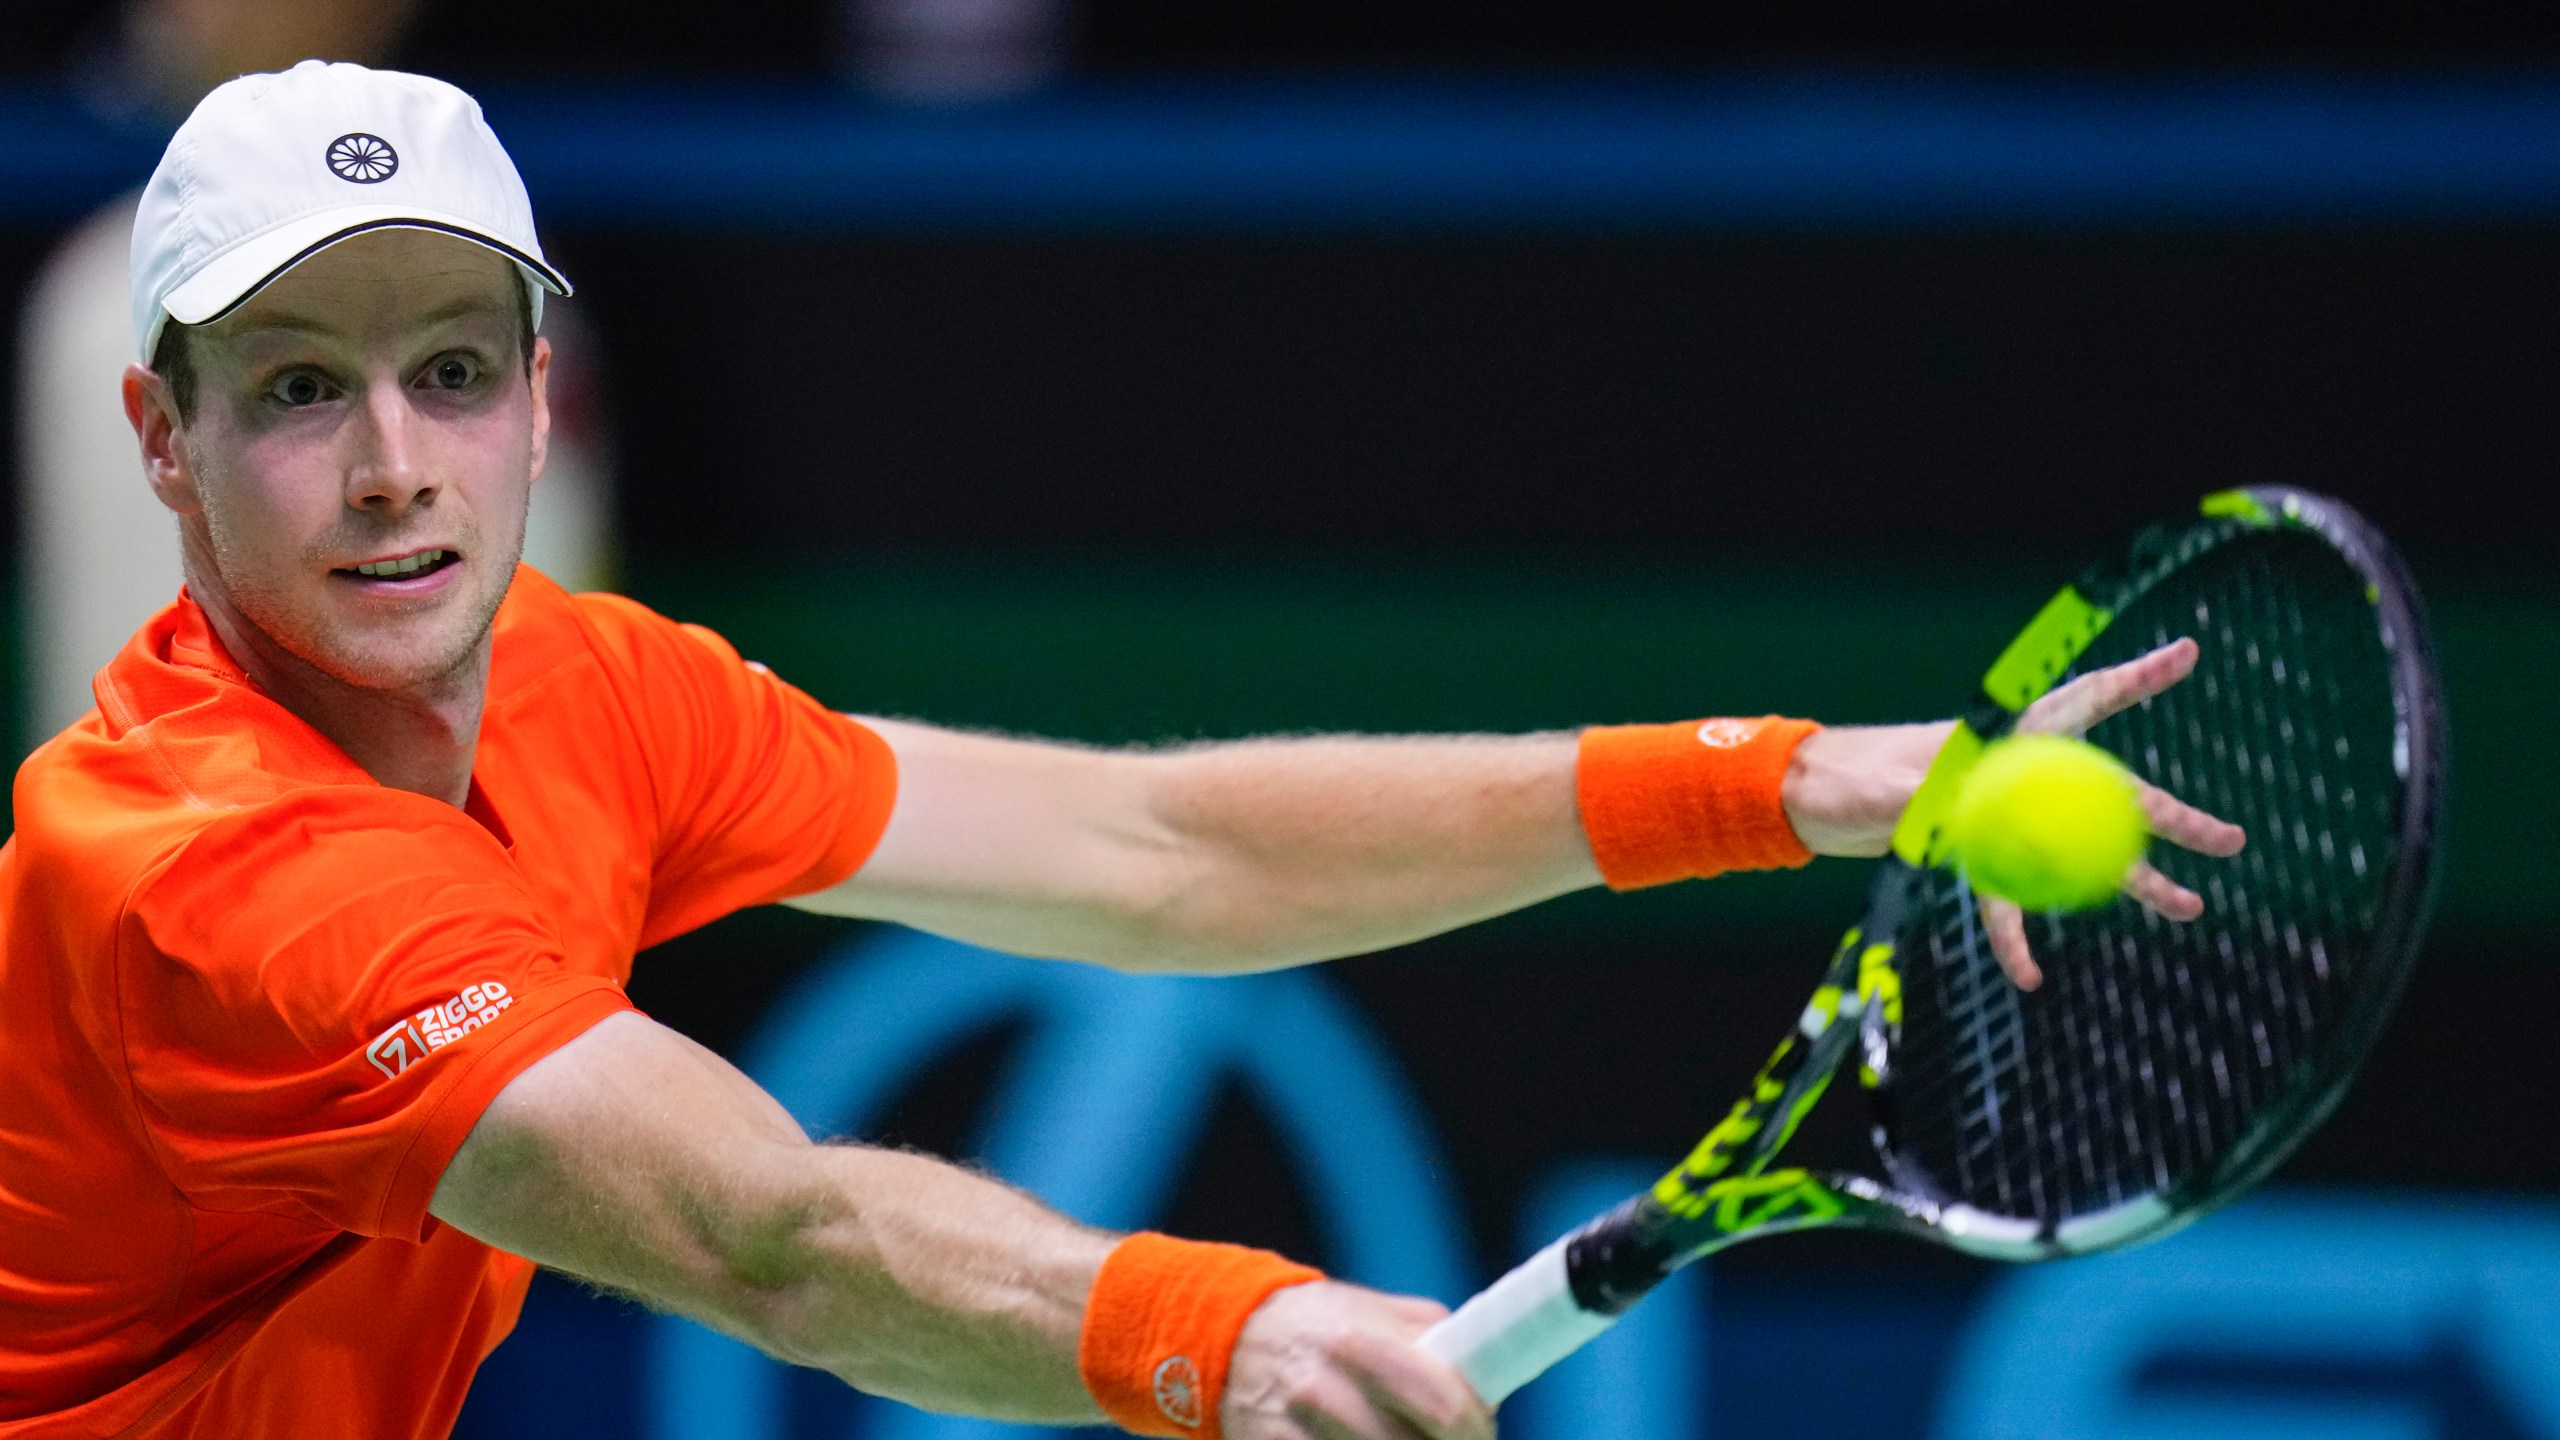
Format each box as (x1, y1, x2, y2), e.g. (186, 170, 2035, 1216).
(335, 548, 460, 582)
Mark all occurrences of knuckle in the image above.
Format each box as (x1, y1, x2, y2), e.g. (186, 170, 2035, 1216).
(1275, 1366, 1351, 1422)
(1420, 1389, 1475, 1430)
(1316, 1317, 1368, 1361)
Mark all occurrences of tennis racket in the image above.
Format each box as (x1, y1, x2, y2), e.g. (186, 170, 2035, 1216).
(1418, 486, 2447, 1403)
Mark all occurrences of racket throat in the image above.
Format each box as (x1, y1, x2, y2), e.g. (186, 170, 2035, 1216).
(1562, 1197, 1689, 1315)
(1564, 1171, 1905, 1314)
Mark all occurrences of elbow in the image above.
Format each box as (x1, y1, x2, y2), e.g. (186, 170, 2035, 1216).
(696, 1175, 976, 1404)
(1059, 835, 1218, 975)
(716, 1225, 910, 1393)
(1094, 880, 1316, 976)
(1067, 759, 1320, 974)
(683, 1177, 875, 1371)
(1088, 758, 1266, 973)
(692, 1178, 1034, 1411)
(1102, 838, 1370, 975)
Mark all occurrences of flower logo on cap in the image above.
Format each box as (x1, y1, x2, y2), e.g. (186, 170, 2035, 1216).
(325, 133, 399, 184)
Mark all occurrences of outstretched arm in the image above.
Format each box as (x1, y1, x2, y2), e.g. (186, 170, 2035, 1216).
(789, 640, 2239, 977)
(431, 1011, 1490, 1439)
(794, 724, 1599, 974)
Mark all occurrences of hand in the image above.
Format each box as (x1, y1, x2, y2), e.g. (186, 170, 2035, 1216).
(1781, 638, 2247, 990)
(1782, 720, 1960, 859)
(1223, 1281, 1495, 1440)
(1983, 636, 2246, 990)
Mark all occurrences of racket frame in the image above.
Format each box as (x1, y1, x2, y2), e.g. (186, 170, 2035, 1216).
(1420, 486, 2446, 1404)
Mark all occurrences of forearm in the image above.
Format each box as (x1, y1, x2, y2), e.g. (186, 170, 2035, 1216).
(433, 1014, 1110, 1422)
(1131, 732, 1597, 972)
(1145, 722, 1967, 952)
(759, 1146, 1112, 1420)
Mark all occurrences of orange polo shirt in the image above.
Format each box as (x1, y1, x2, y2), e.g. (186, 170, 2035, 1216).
(0, 568, 898, 1438)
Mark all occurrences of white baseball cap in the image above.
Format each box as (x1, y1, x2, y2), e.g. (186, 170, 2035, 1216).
(129, 60, 571, 360)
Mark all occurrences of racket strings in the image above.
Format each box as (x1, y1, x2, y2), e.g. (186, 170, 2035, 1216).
(1887, 529, 2409, 1228)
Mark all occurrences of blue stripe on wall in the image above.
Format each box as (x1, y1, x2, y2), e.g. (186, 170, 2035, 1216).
(10, 71, 2560, 231)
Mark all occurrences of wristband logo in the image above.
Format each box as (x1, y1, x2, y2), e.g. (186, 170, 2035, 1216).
(1152, 1356, 1204, 1429)
(1696, 717, 1763, 749)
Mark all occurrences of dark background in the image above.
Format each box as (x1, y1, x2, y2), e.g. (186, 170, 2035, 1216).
(3, 3, 2556, 1434)
(15, 0, 2560, 74)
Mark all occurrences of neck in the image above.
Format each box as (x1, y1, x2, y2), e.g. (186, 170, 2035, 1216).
(187, 574, 489, 809)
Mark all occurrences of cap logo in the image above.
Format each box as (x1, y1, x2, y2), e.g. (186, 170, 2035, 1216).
(325, 132, 399, 184)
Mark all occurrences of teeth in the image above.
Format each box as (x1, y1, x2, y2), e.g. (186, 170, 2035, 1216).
(353, 549, 446, 578)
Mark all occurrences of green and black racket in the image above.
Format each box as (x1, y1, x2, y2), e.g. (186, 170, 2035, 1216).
(1420, 487, 2447, 1402)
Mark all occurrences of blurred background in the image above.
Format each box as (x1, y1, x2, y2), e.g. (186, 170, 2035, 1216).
(7, 1, 2560, 1436)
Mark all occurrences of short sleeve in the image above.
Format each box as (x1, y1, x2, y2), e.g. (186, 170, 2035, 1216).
(116, 790, 634, 1240)
(572, 594, 899, 947)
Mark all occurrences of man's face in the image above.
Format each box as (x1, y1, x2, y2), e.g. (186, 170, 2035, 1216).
(153, 228, 547, 694)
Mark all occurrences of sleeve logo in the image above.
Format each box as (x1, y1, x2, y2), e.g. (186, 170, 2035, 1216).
(366, 980, 516, 1077)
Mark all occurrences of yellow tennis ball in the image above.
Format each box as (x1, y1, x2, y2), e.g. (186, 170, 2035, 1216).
(1946, 734, 2148, 912)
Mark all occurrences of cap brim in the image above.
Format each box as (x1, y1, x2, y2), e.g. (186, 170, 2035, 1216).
(161, 203, 572, 331)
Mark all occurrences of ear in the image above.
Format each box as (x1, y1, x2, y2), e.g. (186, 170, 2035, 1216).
(525, 335, 553, 486)
(124, 363, 202, 517)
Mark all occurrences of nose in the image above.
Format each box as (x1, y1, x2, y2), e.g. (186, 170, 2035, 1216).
(345, 374, 437, 514)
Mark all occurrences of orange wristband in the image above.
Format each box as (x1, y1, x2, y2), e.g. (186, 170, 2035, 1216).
(1577, 716, 1822, 889)
(1078, 1233, 1323, 1438)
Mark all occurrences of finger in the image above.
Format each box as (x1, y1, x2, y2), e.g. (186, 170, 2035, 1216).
(1377, 1295, 1452, 1332)
(1300, 1383, 1443, 1434)
(1982, 894, 2041, 991)
(2020, 636, 2195, 736)
(1341, 1328, 1496, 1440)
(2125, 861, 2204, 921)
(2020, 637, 2198, 738)
(1289, 1381, 1427, 1440)
(2137, 782, 2247, 858)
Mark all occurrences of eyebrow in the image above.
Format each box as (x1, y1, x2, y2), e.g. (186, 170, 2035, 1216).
(228, 293, 512, 341)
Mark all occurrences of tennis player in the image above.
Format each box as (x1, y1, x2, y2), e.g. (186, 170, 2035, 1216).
(0, 62, 2241, 1440)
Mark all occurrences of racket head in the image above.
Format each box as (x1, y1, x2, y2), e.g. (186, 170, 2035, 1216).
(1863, 487, 2445, 1259)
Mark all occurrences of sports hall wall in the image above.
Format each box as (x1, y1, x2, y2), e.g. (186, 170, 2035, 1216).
(5, 3, 2559, 1435)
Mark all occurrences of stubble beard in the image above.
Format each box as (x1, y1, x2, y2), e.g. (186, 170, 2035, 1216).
(200, 497, 523, 697)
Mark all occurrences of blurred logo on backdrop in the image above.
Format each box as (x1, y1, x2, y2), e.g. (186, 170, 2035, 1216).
(1941, 1194, 2560, 1440)
(633, 929, 2560, 1440)
(646, 929, 1479, 1440)
(642, 929, 1706, 1440)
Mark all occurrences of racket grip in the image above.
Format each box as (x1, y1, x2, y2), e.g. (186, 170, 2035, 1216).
(1417, 1237, 1618, 1404)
